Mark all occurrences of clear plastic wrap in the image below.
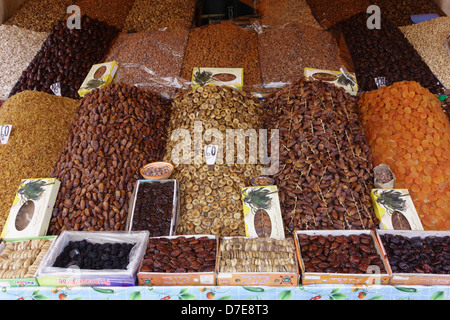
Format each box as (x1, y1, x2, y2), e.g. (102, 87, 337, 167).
(36, 231, 149, 287)
(104, 30, 190, 98)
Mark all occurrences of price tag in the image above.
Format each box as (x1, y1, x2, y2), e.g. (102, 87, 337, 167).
(204, 145, 218, 168)
(252, 21, 263, 34)
(374, 77, 387, 89)
(0, 125, 12, 145)
(50, 82, 62, 96)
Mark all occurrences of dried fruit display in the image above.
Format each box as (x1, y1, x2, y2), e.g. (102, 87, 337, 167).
(0, 238, 52, 279)
(358, 81, 450, 230)
(380, 233, 450, 274)
(262, 79, 378, 234)
(372, 0, 447, 27)
(163, 86, 264, 237)
(400, 17, 450, 89)
(334, 12, 443, 94)
(48, 83, 172, 235)
(0, 91, 79, 231)
(4, 0, 73, 32)
(258, 23, 342, 88)
(104, 30, 189, 97)
(305, 0, 370, 28)
(298, 233, 386, 274)
(9, 15, 119, 99)
(219, 237, 297, 273)
(181, 23, 262, 88)
(123, 0, 196, 32)
(141, 236, 216, 273)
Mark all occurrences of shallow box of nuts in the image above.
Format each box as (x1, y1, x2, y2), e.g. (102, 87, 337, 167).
(36, 231, 149, 287)
(0, 236, 56, 287)
(217, 237, 299, 286)
(126, 179, 180, 236)
(137, 235, 218, 286)
(376, 230, 450, 286)
(294, 230, 390, 286)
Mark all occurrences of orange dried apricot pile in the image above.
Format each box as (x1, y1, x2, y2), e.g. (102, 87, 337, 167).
(358, 81, 449, 230)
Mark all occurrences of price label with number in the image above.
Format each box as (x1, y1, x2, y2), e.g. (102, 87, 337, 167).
(204, 145, 218, 165)
(0, 125, 12, 145)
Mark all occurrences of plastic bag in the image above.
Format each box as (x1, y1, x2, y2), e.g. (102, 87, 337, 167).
(36, 231, 149, 287)
(0, 0, 26, 24)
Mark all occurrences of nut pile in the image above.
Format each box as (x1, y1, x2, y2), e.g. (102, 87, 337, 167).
(380, 233, 450, 274)
(0, 238, 52, 279)
(372, 0, 446, 26)
(123, 0, 197, 32)
(131, 181, 175, 236)
(358, 81, 450, 230)
(181, 23, 262, 88)
(53, 239, 135, 270)
(141, 236, 217, 273)
(258, 23, 341, 88)
(334, 12, 443, 94)
(400, 17, 450, 89)
(164, 86, 264, 237)
(104, 30, 189, 97)
(305, 0, 370, 28)
(73, 0, 136, 30)
(219, 237, 297, 273)
(264, 79, 378, 236)
(298, 233, 386, 274)
(48, 83, 172, 235)
(0, 91, 79, 231)
(4, 0, 73, 32)
(262, 79, 378, 234)
(9, 15, 119, 99)
(260, 0, 322, 29)
(0, 25, 49, 99)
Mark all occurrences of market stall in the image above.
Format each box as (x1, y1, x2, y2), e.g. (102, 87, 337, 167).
(0, 0, 448, 301)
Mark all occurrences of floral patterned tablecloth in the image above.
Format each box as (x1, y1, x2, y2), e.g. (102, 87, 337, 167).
(0, 284, 448, 300)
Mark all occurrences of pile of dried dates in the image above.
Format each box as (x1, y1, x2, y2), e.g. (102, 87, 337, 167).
(380, 234, 450, 274)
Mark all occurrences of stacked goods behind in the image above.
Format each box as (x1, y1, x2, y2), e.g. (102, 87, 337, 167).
(9, 15, 119, 99)
(104, 30, 189, 97)
(48, 83, 172, 235)
(180, 23, 262, 89)
(333, 12, 443, 94)
(163, 86, 264, 237)
(0, 91, 79, 231)
(358, 81, 450, 230)
(262, 79, 379, 235)
(259, 0, 322, 29)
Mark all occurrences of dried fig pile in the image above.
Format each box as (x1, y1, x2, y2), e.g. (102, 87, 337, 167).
(262, 79, 378, 234)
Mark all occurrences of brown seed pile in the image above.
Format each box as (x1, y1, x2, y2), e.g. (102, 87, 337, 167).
(73, 0, 136, 30)
(0, 25, 49, 99)
(0, 91, 79, 230)
(258, 23, 342, 88)
(400, 17, 450, 89)
(0, 238, 53, 279)
(219, 237, 297, 273)
(305, 0, 370, 28)
(104, 30, 189, 97)
(260, 0, 322, 29)
(123, 0, 197, 32)
(372, 0, 447, 26)
(163, 86, 264, 237)
(48, 83, 172, 235)
(262, 79, 378, 234)
(5, 0, 74, 32)
(9, 15, 119, 99)
(298, 233, 386, 274)
(181, 23, 262, 88)
(141, 236, 217, 273)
